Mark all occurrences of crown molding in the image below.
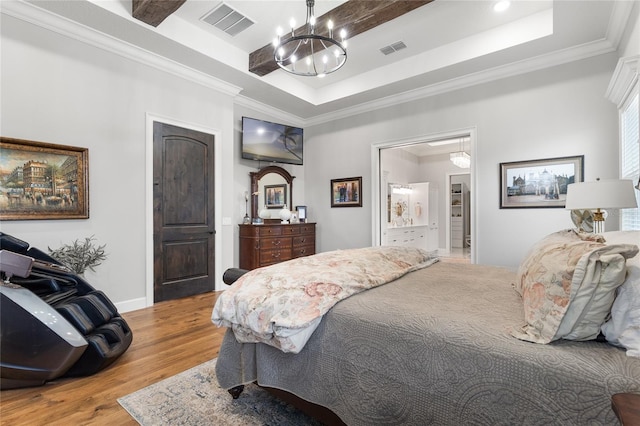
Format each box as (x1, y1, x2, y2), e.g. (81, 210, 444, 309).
(1, 1, 242, 98)
(233, 95, 305, 128)
(2, 0, 629, 127)
(305, 38, 617, 127)
(606, 55, 639, 108)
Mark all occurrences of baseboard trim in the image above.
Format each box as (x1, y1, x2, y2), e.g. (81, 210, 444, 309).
(116, 297, 148, 314)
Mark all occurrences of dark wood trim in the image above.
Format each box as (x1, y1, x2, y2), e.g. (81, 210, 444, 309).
(250, 165, 295, 219)
(132, 0, 186, 27)
(249, 0, 434, 76)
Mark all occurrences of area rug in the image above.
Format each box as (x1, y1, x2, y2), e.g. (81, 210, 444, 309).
(117, 359, 321, 425)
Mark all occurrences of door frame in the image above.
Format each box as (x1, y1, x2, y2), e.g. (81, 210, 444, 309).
(445, 172, 471, 254)
(371, 127, 477, 263)
(145, 113, 222, 308)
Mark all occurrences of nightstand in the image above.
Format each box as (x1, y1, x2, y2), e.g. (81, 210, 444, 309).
(612, 393, 640, 426)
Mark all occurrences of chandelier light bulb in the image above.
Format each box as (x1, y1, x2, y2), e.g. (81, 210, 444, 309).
(273, 0, 348, 77)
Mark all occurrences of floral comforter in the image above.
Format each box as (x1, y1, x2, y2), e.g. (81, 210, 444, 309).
(211, 246, 438, 353)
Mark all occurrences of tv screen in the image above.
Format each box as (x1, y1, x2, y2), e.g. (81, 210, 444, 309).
(241, 117, 303, 165)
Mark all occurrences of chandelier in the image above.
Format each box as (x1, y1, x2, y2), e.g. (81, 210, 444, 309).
(450, 151, 470, 168)
(273, 0, 348, 77)
(450, 138, 470, 168)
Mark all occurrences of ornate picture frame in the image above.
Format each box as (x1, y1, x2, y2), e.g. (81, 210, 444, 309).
(0, 137, 89, 220)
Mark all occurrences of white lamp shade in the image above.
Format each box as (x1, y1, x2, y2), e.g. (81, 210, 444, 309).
(565, 179, 638, 210)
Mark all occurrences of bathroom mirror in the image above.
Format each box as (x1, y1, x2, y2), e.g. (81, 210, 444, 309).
(250, 166, 294, 220)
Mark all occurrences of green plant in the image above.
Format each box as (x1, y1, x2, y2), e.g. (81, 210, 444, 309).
(48, 235, 107, 275)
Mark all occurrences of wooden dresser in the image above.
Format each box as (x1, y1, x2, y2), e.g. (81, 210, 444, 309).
(239, 223, 316, 270)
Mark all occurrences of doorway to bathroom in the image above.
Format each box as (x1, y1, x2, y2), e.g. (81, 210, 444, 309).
(373, 129, 475, 263)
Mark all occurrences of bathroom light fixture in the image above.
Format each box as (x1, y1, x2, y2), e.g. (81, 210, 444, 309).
(450, 138, 470, 168)
(273, 0, 347, 77)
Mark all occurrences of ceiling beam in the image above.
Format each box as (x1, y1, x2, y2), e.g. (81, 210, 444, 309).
(132, 0, 186, 27)
(249, 0, 434, 77)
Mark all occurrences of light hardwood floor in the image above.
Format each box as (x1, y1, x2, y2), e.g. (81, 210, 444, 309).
(0, 292, 225, 425)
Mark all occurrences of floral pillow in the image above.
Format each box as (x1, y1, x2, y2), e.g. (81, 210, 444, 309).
(511, 230, 638, 344)
(514, 229, 604, 296)
(600, 231, 640, 357)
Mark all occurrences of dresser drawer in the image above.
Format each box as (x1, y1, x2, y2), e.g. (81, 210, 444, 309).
(259, 226, 283, 237)
(298, 224, 315, 234)
(261, 237, 292, 250)
(292, 245, 315, 258)
(260, 249, 292, 266)
(293, 235, 315, 247)
(282, 226, 300, 235)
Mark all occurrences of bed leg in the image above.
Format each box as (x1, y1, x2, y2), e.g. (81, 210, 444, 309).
(228, 385, 245, 399)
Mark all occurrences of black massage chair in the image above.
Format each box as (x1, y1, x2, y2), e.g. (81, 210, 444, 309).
(0, 232, 133, 389)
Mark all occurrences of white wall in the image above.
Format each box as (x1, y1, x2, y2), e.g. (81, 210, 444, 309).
(1, 14, 237, 310)
(305, 53, 621, 268)
(619, 2, 639, 58)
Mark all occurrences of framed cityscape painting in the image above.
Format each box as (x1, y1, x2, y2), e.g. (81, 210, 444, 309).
(0, 137, 89, 220)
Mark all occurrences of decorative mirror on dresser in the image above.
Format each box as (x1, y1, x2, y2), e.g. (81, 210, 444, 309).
(240, 165, 316, 270)
(250, 165, 294, 220)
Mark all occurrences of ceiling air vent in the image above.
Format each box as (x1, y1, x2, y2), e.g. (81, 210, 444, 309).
(202, 3, 254, 37)
(380, 41, 407, 56)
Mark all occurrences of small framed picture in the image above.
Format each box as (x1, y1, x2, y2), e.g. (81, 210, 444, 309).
(264, 184, 287, 209)
(499, 155, 584, 208)
(331, 177, 362, 208)
(296, 205, 307, 222)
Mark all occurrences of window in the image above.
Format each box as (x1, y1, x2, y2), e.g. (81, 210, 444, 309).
(620, 86, 639, 230)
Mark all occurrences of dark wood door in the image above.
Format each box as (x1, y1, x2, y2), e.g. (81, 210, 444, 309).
(153, 122, 215, 302)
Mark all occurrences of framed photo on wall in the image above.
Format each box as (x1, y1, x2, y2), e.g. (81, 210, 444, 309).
(264, 184, 287, 209)
(331, 177, 362, 207)
(499, 155, 584, 208)
(0, 137, 89, 220)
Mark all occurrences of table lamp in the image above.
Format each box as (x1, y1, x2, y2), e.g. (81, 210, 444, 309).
(565, 178, 638, 234)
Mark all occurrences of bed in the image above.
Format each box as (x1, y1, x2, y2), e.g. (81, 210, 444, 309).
(212, 231, 640, 425)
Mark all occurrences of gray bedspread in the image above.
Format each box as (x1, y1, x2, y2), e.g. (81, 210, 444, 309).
(216, 262, 640, 425)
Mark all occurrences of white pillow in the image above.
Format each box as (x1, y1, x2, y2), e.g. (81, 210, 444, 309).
(600, 231, 640, 357)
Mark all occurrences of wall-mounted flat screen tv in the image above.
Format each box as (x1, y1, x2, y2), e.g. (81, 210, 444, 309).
(241, 116, 303, 165)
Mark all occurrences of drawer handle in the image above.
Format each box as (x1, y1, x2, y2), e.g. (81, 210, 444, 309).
(300, 249, 306, 254)
(272, 252, 280, 258)
(273, 240, 281, 246)
(300, 238, 306, 243)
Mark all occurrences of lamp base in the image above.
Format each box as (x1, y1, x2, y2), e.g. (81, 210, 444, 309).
(592, 209, 607, 234)
(593, 219, 605, 234)
(242, 214, 251, 225)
